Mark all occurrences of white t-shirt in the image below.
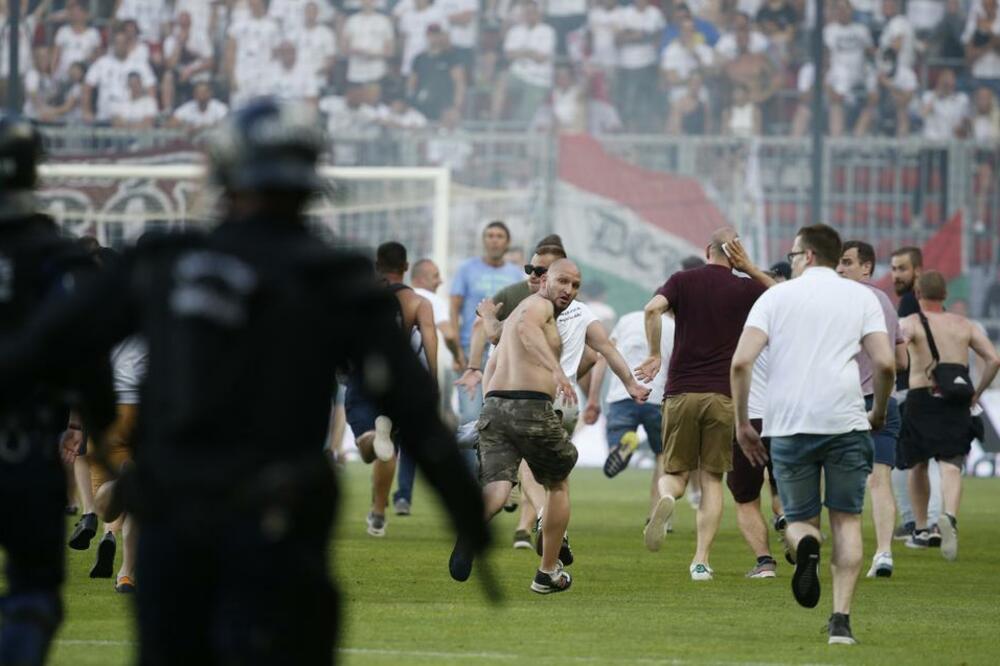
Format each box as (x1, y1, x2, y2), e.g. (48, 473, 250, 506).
(880, 15, 916, 69)
(661, 41, 715, 81)
(269, 62, 321, 101)
(438, 0, 478, 49)
(23, 70, 56, 119)
(85, 55, 157, 120)
(906, 0, 945, 32)
(343, 11, 394, 83)
(605, 311, 672, 405)
(556, 300, 599, 380)
(714, 30, 770, 61)
(287, 24, 337, 85)
(888, 65, 918, 92)
(505, 22, 557, 87)
(744, 267, 887, 437)
(588, 6, 620, 68)
(396, 3, 445, 75)
(426, 130, 473, 170)
(174, 0, 215, 56)
(270, 0, 335, 32)
(116, 0, 169, 40)
(110, 94, 158, 123)
(53, 25, 102, 81)
(111, 337, 148, 405)
(616, 5, 665, 69)
(228, 16, 282, 84)
(173, 99, 230, 127)
(921, 90, 970, 139)
(972, 108, 1000, 140)
(824, 22, 872, 74)
(546, 0, 587, 17)
(748, 351, 768, 420)
(375, 104, 428, 127)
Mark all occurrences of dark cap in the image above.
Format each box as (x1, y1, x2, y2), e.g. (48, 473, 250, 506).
(769, 261, 792, 280)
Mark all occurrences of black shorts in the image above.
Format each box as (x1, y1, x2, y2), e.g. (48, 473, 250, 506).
(897, 388, 975, 469)
(727, 419, 777, 503)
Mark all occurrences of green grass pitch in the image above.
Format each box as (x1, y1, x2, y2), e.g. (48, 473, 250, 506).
(48, 464, 1000, 665)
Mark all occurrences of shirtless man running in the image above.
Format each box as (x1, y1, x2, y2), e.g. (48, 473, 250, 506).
(897, 271, 999, 560)
(448, 259, 649, 593)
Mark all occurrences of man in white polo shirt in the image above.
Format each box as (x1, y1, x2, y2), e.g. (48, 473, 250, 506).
(497, 0, 556, 124)
(731, 224, 894, 647)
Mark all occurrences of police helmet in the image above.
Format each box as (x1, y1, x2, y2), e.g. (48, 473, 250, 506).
(0, 112, 43, 194)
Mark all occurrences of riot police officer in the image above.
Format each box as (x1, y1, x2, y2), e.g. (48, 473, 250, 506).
(0, 99, 489, 665)
(0, 112, 115, 666)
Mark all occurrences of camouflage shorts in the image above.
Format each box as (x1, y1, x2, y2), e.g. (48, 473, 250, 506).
(477, 392, 579, 488)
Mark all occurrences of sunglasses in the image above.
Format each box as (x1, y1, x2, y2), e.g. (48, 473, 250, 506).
(524, 264, 548, 277)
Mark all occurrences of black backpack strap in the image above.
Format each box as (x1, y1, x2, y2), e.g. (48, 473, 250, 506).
(917, 309, 941, 380)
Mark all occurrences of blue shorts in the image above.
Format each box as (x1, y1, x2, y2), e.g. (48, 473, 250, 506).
(605, 399, 663, 454)
(344, 376, 377, 438)
(865, 395, 901, 467)
(770, 430, 874, 522)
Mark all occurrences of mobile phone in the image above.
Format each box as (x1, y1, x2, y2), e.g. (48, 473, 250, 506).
(722, 238, 738, 260)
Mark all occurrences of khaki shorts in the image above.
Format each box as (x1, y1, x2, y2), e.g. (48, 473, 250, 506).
(661, 393, 734, 475)
(477, 392, 579, 488)
(90, 403, 138, 494)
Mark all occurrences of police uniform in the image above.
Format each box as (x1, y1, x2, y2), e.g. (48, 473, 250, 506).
(0, 100, 487, 665)
(0, 113, 115, 666)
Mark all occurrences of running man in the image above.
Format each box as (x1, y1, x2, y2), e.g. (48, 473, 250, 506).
(345, 241, 438, 537)
(449, 259, 649, 593)
(897, 271, 1000, 560)
(636, 230, 774, 581)
(837, 241, 907, 577)
(732, 224, 895, 646)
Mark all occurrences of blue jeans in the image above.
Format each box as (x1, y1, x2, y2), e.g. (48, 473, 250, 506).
(605, 399, 663, 454)
(771, 430, 874, 523)
(393, 450, 417, 505)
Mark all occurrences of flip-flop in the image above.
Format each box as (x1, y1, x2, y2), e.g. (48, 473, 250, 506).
(603, 431, 639, 478)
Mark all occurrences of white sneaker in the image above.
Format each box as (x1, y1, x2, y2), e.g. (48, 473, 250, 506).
(373, 416, 395, 462)
(687, 490, 702, 510)
(689, 563, 714, 581)
(866, 552, 893, 578)
(644, 495, 675, 552)
(938, 514, 958, 561)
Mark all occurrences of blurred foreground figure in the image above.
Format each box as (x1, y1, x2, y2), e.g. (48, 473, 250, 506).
(0, 99, 488, 665)
(0, 113, 114, 666)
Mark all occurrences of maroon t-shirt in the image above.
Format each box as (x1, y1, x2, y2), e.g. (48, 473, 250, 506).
(657, 264, 767, 397)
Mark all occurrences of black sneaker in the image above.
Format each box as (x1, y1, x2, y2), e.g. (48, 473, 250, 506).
(90, 531, 117, 579)
(827, 613, 857, 645)
(534, 527, 574, 566)
(68, 512, 98, 551)
(927, 524, 942, 548)
(448, 538, 473, 582)
(530, 568, 572, 594)
(893, 521, 915, 541)
(906, 529, 930, 549)
(773, 514, 787, 533)
(792, 535, 821, 608)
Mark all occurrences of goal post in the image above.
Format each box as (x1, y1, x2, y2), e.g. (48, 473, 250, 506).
(37, 164, 452, 286)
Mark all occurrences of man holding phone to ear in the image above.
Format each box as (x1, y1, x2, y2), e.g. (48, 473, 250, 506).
(635, 227, 774, 580)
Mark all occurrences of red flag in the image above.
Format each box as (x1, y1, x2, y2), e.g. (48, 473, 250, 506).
(875, 210, 963, 295)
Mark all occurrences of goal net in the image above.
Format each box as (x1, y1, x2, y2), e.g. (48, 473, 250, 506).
(37, 164, 457, 277)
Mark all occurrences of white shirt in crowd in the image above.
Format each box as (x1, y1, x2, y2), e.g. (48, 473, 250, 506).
(546, 0, 587, 17)
(163, 28, 212, 65)
(375, 104, 428, 128)
(84, 55, 157, 120)
(744, 266, 887, 438)
(588, 5, 620, 68)
(173, 99, 230, 128)
(112, 337, 149, 405)
(116, 0, 169, 41)
(880, 14, 916, 69)
(287, 23, 337, 86)
(824, 21, 873, 75)
(906, 0, 945, 32)
(414, 286, 453, 367)
(557, 300, 600, 381)
(616, 4, 665, 69)
(661, 40, 714, 99)
(270, 0, 335, 32)
(343, 11, 395, 83)
(606, 311, 673, 405)
(228, 15, 282, 85)
(438, 0, 478, 49)
(318, 95, 379, 164)
(174, 0, 215, 57)
(426, 129, 473, 170)
(715, 30, 770, 61)
(110, 94, 159, 124)
(269, 61, 322, 102)
(972, 107, 1000, 140)
(504, 21, 557, 87)
(0, 14, 35, 79)
(23, 70, 56, 119)
(921, 90, 970, 139)
(53, 24, 102, 81)
(395, 2, 446, 75)
(963, 5, 1000, 79)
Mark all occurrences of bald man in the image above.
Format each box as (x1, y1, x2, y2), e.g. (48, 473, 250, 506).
(449, 259, 649, 593)
(636, 230, 775, 580)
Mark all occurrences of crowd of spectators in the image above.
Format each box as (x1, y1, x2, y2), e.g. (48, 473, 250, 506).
(0, 0, 998, 139)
